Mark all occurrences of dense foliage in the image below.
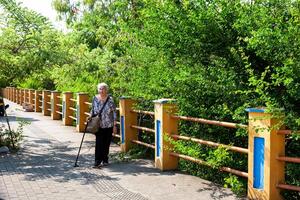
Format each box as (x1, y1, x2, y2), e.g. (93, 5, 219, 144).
(1, 0, 300, 198)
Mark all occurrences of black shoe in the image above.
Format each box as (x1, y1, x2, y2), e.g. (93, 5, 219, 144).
(102, 161, 109, 167)
(93, 161, 101, 167)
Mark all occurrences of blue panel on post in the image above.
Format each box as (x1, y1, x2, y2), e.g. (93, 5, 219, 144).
(121, 116, 125, 144)
(156, 120, 161, 157)
(253, 137, 265, 189)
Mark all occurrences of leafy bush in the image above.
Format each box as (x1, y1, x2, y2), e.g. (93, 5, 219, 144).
(0, 120, 30, 152)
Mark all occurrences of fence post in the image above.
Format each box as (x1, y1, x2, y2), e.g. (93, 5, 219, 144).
(76, 93, 89, 132)
(20, 89, 25, 106)
(10, 87, 13, 101)
(35, 91, 42, 112)
(29, 89, 35, 108)
(42, 90, 51, 116)
(153, 99, 178, 171)
(63, 92, 73, 126)
(246, 108, 285, 200)
(51, 91, 61, 120)
(13, 87, 16, 102)
(10, 87, 12, 101)
(3, 88, 6, 98)
(119, 97, 137, 152)
(14, 88, 18, 103)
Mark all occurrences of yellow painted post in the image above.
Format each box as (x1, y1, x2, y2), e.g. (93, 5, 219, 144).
(3, 88, 6, 98)
(21, 89, 25, 106)
(51, 91, 61, 120)
(17, 88, 21, 104)
(42, 90, 51, 116)
(12, 87, 16, 102)
(62, 92, 73, 126)
(154, 99, 178, 171)
(119, 97, 137, 152)
(9, 87, 12, 101)
(24, 89, 28, 104)
(76, 93, 89, 132)
(246, 108, 285, 200)
(35, 91, 42, 112)
(15, 88, 18, 104)
(29, 89, 35, 108)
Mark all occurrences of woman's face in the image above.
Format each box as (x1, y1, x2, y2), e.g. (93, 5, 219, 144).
(98, 86, 107, 96)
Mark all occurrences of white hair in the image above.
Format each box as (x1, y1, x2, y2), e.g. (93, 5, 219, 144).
(97, 82, 109, 91)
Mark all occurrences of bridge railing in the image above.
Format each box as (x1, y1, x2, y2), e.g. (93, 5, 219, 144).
(2, 87, 300, 200)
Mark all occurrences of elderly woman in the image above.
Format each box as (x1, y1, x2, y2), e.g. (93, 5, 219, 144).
(90, 83, 117, 167)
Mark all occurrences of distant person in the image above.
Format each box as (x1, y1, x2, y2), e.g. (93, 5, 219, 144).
(90, 83, 117, 168)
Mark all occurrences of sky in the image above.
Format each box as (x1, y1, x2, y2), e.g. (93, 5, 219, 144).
(16, 0, 67, 31)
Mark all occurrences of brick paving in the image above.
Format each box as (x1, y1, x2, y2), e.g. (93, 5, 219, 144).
(0, 100, 242, 200)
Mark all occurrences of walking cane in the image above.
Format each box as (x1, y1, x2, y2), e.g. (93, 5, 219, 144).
(74, 119, 89, 167)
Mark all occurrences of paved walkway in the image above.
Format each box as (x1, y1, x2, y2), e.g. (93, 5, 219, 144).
(0, 100, 242, 200)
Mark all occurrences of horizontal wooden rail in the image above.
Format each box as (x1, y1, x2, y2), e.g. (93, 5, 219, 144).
(171, 115, 248, 129)
(116, 107, 120, 111)
(39, 100, 43, 103)
(56, 104, 62, 107)
(116, 121, 120, 125)
(70, 98, 77, 102)
(38, 94, 42, 96)
(56, 111, 63, 115)
(277, 183, 300, 192)
(172, 135, 248, 154)
(169, 152, 248, 178)
(84, 102, 92, 106)
(84, 112, 91, 117)
(131, 125, 155, 133)
(277, 130, 300, 135)
(46, 102, 51, 105)
(69, 116, 77, 121)
(57, 96, 62, 99)
(47, 108, 51, 112)
(38, 106, 42, 109)
(277, 156, 300, 164)
(69, 107, 76, 111)
(47, 95, 51, 97)
(131, 140, 155, 149)
(131, 110, 155, 116)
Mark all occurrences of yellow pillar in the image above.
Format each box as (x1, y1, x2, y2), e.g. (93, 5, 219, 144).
(35, 90, 42, 112)
(12, 87, 16, 102)
(20, 89, 25, 106)
(119, 97, 137, 152)
(9, 87, 12, 101)
(246, 108, 285, 200)
(63, 92, 73, 126)
(15, 89, 19, 104)
(154, 99, 178, 171)
(42, 90, 51, 116)
(29, 89, 35, 107)
(76, 93, 89, 132)
(51, 91, 61, 120)
(14, 88, 18, 103)
(3, 88, 6, 98)
(24, 89, 28, 104)
(10, 87, 13, 101)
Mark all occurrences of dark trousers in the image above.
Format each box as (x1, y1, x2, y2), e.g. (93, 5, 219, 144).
(95, 127, 113, 164)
